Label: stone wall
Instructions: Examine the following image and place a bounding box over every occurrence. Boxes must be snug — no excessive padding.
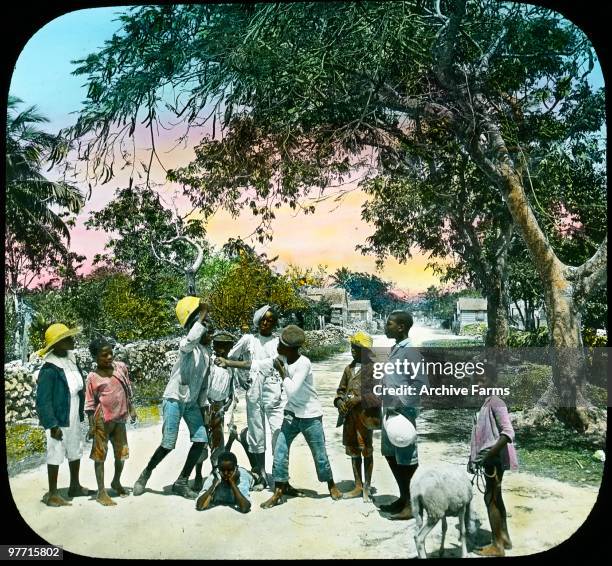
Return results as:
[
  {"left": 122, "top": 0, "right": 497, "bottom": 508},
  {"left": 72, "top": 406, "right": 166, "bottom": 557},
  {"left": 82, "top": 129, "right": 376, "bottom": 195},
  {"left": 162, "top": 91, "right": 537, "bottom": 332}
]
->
[{"left": 4, "top": 326, "right": 356, "bottom": 424}]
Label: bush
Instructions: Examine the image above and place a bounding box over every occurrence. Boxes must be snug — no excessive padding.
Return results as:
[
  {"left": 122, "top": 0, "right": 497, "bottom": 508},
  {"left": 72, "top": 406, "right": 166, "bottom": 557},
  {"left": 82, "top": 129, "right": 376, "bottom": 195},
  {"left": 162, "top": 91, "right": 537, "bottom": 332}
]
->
[
  {"left": 499, "top": 363, "right": 551, "bottom": 411},
  {"left": 583, "top": 327, "right": 607, "bottom": 347},
  {"left": 507, "top": 326, "right": 549, "bottom": 347},
  {"left": 459, "top": 322, "right": 487, "bottom": 338},
  {"left": 6, "top": 424, "right": 46, "bottom": 462}
]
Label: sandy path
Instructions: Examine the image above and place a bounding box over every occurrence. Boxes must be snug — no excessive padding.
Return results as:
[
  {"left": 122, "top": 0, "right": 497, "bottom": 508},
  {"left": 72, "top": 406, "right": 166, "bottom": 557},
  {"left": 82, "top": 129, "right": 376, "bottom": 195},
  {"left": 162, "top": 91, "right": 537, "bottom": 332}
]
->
[{"left": 8, "top": 331, "right": 601, "bottom": 559}]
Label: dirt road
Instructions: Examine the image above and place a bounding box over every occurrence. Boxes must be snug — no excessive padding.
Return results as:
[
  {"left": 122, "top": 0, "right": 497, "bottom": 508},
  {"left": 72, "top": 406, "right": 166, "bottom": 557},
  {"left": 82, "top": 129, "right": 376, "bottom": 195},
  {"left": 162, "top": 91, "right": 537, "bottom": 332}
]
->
[{"left": 8, "top": 330, "right": 601, "bottom": 559}]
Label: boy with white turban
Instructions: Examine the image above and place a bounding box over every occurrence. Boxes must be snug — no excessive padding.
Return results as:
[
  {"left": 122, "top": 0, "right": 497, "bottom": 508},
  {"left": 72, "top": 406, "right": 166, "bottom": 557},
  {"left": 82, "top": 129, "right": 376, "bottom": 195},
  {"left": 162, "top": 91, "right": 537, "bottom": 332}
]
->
[{"left": 226, "top": 305, "right": 284, "bottom": 490}]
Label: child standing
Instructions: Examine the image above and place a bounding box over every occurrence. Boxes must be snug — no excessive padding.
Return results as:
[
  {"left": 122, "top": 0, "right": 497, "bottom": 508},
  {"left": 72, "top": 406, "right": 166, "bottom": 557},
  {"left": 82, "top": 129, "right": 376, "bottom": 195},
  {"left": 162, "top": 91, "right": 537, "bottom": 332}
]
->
[
  {"left": 334, "top": 331, "right": 376, "bottom": 502},
  {"left": 192, "top": 331, "right": 240, "bottom": 491},
  {"left": 217, "top": 325, "right": 343, "bottom": 508},
  {"left": 35, "top": 323, "right": 92, "bottom": 507},
  {"left": 85, "top": 337, "right": 137, "bottom": 506},
  {"left": 469, "top": 372, "right": 518, "bottom": 557},
  {"left": 133, "top": 297, "right": 211, "bottom": 499}
]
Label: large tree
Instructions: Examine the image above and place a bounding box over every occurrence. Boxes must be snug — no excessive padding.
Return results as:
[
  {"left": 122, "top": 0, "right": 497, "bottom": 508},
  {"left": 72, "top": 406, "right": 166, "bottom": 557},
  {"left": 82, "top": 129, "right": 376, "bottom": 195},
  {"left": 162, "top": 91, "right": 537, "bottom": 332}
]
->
[
  {"left": 5, "top": 95, "right": 85, "bottom": 361},
  {"left": 63, "top": 2, "right": 606, "bottom": 428},
  {"left": 361, "top": 149, "right": 516, "bottom": 346},
  {"left": 86, "top": 183, "right": 208, "bottom": 295}
]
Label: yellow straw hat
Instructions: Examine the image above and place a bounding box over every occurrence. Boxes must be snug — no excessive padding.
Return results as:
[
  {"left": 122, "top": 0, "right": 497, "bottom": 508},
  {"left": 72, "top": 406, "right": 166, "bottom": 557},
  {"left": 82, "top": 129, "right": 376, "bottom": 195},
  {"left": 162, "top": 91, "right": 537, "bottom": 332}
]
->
[
  {"left": 176, "top": 296, "right": 201, "bottom": 327},
  {"left": 350, "top": 331, "right": 373, "bottom": 350},
  {"left": 37, "top": 323, "right": 81, "bottom": 357}
]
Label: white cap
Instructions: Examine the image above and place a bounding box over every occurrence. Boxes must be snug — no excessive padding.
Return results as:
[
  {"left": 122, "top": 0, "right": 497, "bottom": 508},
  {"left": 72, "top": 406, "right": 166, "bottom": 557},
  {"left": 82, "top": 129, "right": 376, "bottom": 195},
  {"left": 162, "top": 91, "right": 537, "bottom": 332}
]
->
[{"left": 384, "top": 412, "right": 417, "bottom": 447}]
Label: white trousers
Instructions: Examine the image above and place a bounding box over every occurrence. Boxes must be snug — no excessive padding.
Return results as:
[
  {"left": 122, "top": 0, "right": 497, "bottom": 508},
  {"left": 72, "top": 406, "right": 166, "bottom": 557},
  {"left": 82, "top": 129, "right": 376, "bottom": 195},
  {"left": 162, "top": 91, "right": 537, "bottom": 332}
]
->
[
  {"left": 45, "top": 394, "right": 83, "bottom": 466},
  {"left": 245, "top": 376, "right": 285, "bottom": 454}
]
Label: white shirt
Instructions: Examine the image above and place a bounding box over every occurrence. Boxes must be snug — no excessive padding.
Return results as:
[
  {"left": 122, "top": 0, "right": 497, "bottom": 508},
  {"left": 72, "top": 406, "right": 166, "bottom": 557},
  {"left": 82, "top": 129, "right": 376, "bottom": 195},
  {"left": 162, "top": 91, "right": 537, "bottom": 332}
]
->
[
  {"left": 207, "top": 355, "right": 236, "bottom": 402},
  {"left": 163, "top": 321, "right": 211, "bottom": 404},
  {"left": 253, "top": 355, "right": 322, "bottom": 418},
  {"left": 228, "top": 333, "right": 280, "bottom": 384},
  {"left": 45, "top": 352, "right": 83, "bottom": 397}
]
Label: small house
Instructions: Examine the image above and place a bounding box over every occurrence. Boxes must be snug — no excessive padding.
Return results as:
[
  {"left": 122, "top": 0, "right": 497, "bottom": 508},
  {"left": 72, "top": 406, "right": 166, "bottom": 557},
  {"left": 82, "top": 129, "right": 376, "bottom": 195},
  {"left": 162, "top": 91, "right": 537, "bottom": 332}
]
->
[
  {"left": 453, "top": 297, "right": 487, "bottom": 333},
  {"left": 348, "top": 300, "right": 373, "bottom": 324}
]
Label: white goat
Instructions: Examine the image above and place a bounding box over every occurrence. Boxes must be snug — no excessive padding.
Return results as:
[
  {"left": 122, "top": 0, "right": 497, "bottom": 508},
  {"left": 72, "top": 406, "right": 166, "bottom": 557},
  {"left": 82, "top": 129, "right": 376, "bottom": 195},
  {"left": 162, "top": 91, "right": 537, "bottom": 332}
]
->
[{"left": 410, "top": 464, "right": 478, "bottom": 559}]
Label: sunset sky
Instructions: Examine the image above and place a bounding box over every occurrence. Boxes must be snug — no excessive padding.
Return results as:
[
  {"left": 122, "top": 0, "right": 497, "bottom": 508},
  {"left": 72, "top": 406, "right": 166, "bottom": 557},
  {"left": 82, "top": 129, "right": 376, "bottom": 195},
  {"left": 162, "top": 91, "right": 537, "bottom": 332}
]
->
[{"left": 9, "top": 6, "right": 604, "bottom": 293}]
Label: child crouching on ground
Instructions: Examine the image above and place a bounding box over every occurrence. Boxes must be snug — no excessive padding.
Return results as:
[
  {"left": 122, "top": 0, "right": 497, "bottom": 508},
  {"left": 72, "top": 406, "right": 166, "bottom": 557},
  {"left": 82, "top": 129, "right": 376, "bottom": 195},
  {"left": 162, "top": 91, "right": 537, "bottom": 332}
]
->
[
  {"left": 217, "top": 324, "right": 343, "bottom": 508},
  {"left": 468, "top": 371, "right": 518, "bottom": 557},
  {"left": 85, "top": 337, "right": 137, "bottom": 506},
  {"left": 334, "top": 331, "right": 377, "bottom": 502}
]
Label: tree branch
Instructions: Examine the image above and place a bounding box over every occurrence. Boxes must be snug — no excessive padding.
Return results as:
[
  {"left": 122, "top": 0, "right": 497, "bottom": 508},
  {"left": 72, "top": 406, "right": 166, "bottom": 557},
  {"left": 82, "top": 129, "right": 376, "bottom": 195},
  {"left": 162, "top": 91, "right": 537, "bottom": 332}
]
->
[{"left": 571, "top": 234, "right": 608, "bottom": 302}]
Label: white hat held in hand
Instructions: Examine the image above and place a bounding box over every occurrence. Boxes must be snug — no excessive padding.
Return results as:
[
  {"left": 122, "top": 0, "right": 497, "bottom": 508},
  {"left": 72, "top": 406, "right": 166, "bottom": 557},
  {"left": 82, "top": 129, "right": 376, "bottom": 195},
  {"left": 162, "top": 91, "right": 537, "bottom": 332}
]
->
[{"left": 384, "top": 412, "right": 417, "bottom": 447}]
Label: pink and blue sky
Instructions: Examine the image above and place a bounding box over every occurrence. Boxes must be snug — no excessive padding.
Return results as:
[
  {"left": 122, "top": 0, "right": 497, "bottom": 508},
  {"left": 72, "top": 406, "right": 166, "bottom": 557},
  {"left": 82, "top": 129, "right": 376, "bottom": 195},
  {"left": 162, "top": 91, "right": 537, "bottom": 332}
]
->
[{"left": 9, "top": 7, "right": 604, "bottom": 293}]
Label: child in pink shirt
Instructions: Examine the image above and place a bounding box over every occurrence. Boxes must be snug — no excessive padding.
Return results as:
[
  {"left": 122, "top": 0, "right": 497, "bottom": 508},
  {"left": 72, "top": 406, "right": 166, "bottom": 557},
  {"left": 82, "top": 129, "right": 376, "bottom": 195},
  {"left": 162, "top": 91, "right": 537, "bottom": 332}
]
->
[
  {"left": 469, "top": 372, "right": 518, "bottom": 556},
  {"left": 85, "top": 337, "right": 136, "bottom": 506}
]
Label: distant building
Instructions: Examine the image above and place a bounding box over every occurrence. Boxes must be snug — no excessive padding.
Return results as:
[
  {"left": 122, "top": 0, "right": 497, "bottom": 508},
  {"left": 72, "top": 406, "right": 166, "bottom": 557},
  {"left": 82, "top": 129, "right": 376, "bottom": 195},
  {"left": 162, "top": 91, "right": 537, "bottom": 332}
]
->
[
  {"left": 302, "top": 287, "right": 350, "bottom": 326},
  {"left": 348, "top": 300, "right": 373, "bottom": 324},
  {"left": 509, "top": 300, "right": 547, "bottom": 330},
  {"left": 453, "top": 297, "right": 487, "bottom": 333}
]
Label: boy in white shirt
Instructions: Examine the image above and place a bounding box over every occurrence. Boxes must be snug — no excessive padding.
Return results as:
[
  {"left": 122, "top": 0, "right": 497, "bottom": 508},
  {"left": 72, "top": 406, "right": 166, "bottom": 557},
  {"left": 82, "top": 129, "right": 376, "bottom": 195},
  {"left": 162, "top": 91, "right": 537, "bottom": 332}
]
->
[{"left": 216, "top": 325, "right": 342, "bottom": 508}]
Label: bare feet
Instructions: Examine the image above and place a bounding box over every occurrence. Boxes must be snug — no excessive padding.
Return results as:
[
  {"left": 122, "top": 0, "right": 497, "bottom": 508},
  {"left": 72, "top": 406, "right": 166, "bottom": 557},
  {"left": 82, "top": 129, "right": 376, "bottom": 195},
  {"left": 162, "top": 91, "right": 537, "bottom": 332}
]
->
[
  {"left": 261, "top": 491, "right": 286, "bottom": 509},
  {"left": 502, "top": 538, "right": 513, "bottom": 550},
  {"left": 68, "top": 485, "right": 92, "bottom": 498},
  {"left": 111, "top": 481, "right": 129, "bottom": 498},
  {"left": 362, "top": 486, "right": 372, "bottom": 503},
  {"left": 96, "top": 490, "right": 117, "bottom": 506},
  {"left": 42, "top": 492, "right": 71, "bottom": 507},
  {"left": 342, "top": 485, "right": 363, "bottom": 499},
  {"left": 475, "top": 544, "right": 505, "bottom": 557},
  {"left": 329, "top": 485, "right": 343, "bottom": 501},
  {"left": 387, "top": 503, "right": 414, "bottom": 520}
]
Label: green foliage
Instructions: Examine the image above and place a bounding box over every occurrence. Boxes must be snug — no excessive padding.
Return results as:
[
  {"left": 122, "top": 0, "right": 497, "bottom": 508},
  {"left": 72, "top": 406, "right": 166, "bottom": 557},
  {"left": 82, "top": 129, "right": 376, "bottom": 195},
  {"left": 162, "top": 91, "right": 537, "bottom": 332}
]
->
[
  {"left": 500, "top": 363, "right": 552, "bottom": 411},
  {"left": 331, "top": 268, "right": 405, "bottom": 315},
  {"left": 507, "top": 327, "right": 550, "bottom": 347},
  {"left": 582, "top": 327, "right": 607, "bottom": 347},
  {"left": 207, "top": 248, "right": 305, "bottom": 330},
  {"left": 302, "top": 339, "right": 348, "bottom": 362},
  {"left": 86, "top": 184, "right": 209, "bottom": 296},
  {"left": 101, "top": 274, "right": 176, "bottom": 342},
  {"left": 5, "top": 424, "right": 46, "bottom": 462},
  {"left": 459, "top": 323, "right": 488, "bottom": 338}
]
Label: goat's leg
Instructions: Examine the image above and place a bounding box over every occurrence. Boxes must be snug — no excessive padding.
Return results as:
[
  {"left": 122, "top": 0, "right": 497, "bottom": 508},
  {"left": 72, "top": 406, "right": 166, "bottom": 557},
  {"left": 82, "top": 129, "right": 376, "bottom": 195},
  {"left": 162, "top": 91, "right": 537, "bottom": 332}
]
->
[
  {"left": 458, "top": 505, "right": 467, "bottom": 558},
  {"left": 415, "top": 519, "right": 437, "bottom": 559},
  {"left": 439, "top": 516, "right": 447, "bottom": 557}
]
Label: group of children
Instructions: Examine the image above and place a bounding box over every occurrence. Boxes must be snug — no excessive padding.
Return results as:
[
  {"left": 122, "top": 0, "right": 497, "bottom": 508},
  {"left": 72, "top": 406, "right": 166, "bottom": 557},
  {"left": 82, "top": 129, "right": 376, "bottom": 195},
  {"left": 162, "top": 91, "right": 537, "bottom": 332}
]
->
[{"left": 34, "top": 299, "right": 517, "bottom": 556}]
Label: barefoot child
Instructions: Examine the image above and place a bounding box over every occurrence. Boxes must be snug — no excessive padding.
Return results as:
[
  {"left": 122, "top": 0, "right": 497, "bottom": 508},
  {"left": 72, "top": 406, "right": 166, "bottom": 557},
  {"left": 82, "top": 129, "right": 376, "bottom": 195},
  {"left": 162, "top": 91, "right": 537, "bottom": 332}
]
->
[
  {"left": 35, "top": 323, "right": 92, "bottom": 507},
  {"left": 217, "top": 324, "right": 343, "bottom": 508},
  {"left": 192, "top": 331, "right": 239, "bottom": 491},
  {"left": 85, "top": 337, "right": 137, "bottom": 506},
  {"left": 469, "top": 371, "right": 518, "bottom": 557},
  {"left": 334, "top": 331, "right": 375, "bottom": 502}
]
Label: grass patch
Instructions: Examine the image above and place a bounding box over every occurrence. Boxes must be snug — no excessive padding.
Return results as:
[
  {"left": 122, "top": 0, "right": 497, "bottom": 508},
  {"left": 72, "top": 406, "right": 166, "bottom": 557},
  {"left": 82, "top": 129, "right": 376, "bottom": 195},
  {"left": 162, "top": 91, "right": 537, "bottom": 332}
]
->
[
  {"left": 302, "top": 340, "right": 348, "bottom": 362},
  {"left": 6, "top": 424, "right": 46, "bottom": 461},
  {"left": 132, "top": 380, "right": 167, "bottom": 406},
  {"left": 135, "top": 404, "right": 162, "bottom": 425},
  {"left": 516, "top": 446, "right": 604, "bottom": 486},
  {"left": 421, "top": 339, "right": 483, "bottom": 348}
]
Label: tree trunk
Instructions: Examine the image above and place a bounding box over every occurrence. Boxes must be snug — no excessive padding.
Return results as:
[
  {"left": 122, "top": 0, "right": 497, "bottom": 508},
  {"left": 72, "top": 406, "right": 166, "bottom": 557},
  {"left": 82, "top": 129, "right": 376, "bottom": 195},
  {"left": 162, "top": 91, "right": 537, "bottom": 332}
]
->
[
  {"left": 186, "top": 270, "right": 197, "bottom": 295},
  {"left": 484, "top": 272, "right": 509, "bottom": 348}
]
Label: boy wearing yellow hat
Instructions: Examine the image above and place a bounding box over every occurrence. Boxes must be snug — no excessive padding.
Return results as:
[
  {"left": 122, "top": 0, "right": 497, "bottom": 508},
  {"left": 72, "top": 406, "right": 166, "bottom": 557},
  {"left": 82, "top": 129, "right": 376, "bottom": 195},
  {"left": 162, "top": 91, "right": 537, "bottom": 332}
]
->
[
  {"left": 35, "top": 323, "right": 93, "bottom": 506},
  {"left": 334, "top": 331, "right": 376, "bottom": 502},
  {"left": 133, "top": 297, "right": 212, "bottom": 499}
]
